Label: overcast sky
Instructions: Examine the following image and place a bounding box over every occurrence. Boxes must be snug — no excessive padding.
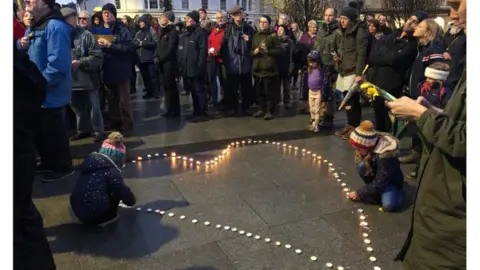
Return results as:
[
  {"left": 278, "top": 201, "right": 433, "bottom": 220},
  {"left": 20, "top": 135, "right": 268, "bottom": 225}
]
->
[{"left": 56, "top": 0, "right": 76, "bottom": 4}]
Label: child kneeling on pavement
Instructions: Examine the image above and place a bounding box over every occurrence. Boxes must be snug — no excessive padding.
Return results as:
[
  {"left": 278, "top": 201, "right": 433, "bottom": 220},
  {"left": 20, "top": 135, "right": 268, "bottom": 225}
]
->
[
  {"left": 347, "top": 120, "right": 404, "bottom": 212},
  {"left": 69, "top": 132, "right": 136, "bottom": 226}
]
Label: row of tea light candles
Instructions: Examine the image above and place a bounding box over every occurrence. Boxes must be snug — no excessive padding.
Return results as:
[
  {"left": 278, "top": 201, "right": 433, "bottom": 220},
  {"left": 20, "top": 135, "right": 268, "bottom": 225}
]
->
[{"left": 129, "top": 139, "right": 381, "bottom": 269}]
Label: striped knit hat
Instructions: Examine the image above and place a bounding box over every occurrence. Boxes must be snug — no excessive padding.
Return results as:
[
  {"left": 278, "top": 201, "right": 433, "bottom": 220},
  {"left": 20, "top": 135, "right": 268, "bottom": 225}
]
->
[
  {"left": 349, "top": 121, "right": 379, "bottom": 150},
  {"left": 99, "top": 132, "right": 126, "bottom": 167}
]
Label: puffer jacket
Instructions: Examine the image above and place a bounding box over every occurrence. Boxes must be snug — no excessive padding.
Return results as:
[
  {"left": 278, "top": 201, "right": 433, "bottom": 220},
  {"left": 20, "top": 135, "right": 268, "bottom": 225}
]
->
[
  {"left": 356, "top": 134, "right": 404, "bottom": 204},
  {"left": 338, "top": 21, "right": 369, "bottom": 77},
  {"left": 251, "top": 29, "right": 282, "bottom": 78},
  {"left": 70, "top": 152, "right": 136, "bottom": 224},
  {"left": 71, "top": 27, "right": 103, "bottom": 91},
  {"left": 314, "top": 20, "right": 342, "bottom": 66}
]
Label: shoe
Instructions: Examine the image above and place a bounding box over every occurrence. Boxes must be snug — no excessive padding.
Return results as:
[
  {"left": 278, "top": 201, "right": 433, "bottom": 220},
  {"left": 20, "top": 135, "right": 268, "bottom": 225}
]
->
[
  {"left": 313, "top": 126, "right": 320, "bottom": 133},
  {"left": 70, "top": 133, "right": 90, "bottom": 141},
  {"left": 318, "top": 120, "right": 334, "bottom": 128},
  {"left": 253, "top": 110, "right": 265, "bottom": 118},
  {"left": 335, "top": 125, "right": 353, "bottom": 137},
  {"left": 93, "top": 133, "right": 105, "bottom": 143},
  {"left": 41, "top": 170, "right": 75, "bottom": 183},
  {"left": 98, "top": 215, "right": 119, "bottom": 227},
  {"left": 264, "top": 113, "right": 273, "bottom": 120},
  {"left": 406, "top": 170, "right": 418, "bottom": 179},
  {"left": 399, "top": 150, "right": 420, "bottom": 164}
]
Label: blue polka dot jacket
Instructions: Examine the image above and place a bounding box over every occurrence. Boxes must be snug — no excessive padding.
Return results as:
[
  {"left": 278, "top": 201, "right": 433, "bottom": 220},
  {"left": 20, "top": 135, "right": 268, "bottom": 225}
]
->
[{"left": 70, "top": 152, "right": 136, "bottom": 223}]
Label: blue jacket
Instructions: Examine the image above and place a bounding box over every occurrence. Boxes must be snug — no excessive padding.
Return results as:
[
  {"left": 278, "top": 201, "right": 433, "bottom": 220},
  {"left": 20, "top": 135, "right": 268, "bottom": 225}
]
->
[
  {"left": 356, "top": 135, "right": 404, "bottom": 204},
  {"left": 17, "top": 9, "right": 72, "bottom": 108},
  {"left": 220, "top": 21, "right": 255, "bottom": 75},
  {"left": 91, "top": 20, "right": 135, "bottom": 85},
  {"left": 70, "top": 152, "right": 136, "bottom": 224},
  {"left": 409, "top": 40, "right": 445, "bottom": 98}
]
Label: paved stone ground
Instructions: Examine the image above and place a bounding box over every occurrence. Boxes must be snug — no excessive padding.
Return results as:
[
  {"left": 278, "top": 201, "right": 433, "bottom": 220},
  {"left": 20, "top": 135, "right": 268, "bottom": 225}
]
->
[{"left": 34, "top": 93, "right": 417, "bottom": 269}]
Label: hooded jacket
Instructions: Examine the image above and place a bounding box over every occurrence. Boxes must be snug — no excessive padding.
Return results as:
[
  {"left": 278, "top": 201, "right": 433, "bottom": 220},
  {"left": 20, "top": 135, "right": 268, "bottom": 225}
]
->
[
  {"left": 17, "top": 8, "right": 72, "bottom": 108},
  {"left": 133, "top": 16, "right": 158, "bottom": 63},
  {"left": 338, "top": 21, "right": 369, "bottom": 77},
  {"left": 356, "top": 134, "right": 404, "bottom": 204},
  {"left": 251, "top": 29, "right": 282, "bottom": 78},
  {"left": 70, "top": 152, "right": 136, "bottom": 225},
  {"left": 91, "top": 20, "right": 135, "bottom": 85},
  {"left": 71, "top": 27, "right": 103, "bottom": 91},
  {"left": 314, "top": 20, "right": 342, "bottom": 66}
]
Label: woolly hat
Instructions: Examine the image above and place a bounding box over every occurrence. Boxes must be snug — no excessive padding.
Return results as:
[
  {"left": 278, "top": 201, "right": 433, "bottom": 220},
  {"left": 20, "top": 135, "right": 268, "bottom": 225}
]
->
[
  {"left": 340, "top": 7, "right": 358, "bottom": 22},
  {"left": 99, "top": 132, "right": 126, "bottom": 167},
  {"left": 424, "top": 66, "right": 450, "bottom": 81},
  {"left": 349, "top": 121, "right": 379, "bottom": 150},
  {"left": 186, "top": 10, "right": 200, "bottom": 24},
  {"left": 307, "top": 50, "right": 321, "bottom": 62},
  {"left": 102, "top": 3, "right": 117, "bottom": 18},
  {"left": 162, "top": 10, "right": 175, "bottom": 22},
  {"left": 412, "top": 11, "right": 429, "bottom": 23}
]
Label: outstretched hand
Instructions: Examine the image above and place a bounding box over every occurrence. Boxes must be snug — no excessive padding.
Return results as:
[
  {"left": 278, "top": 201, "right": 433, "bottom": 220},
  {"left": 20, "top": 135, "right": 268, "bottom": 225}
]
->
[{"left": 386, "top": 96, "right": 428, "bottom": 121}]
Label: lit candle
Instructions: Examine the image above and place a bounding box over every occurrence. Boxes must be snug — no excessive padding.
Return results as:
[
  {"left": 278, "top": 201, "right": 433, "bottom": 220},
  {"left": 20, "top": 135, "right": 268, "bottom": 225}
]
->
[
  {"left": 341, "top": 183, "right": 347, "bottom": 187},
  {"left": 366, "top": 247, "right": 373, "bottom": 252},
  {"left": 310, "top": 256, "right": 318, "bottom": 261},
  {"left": 294, "top": 147, "right": 298, "bottom": 150},
  {"left": 155, "top": 153, "right": 159, "bottom": 156},
  {"left": 283, "top": 144, "right": 287, "bottom": 147},
  {"left": 301, "top": 149, "right": 306, "bottom": 152},
  {"left": 360, "top": 215, "right": 366, "bottom": 220},
  {"left": 357, "top": 209, "right": 364, "bottom": 213},
  {"left": 312, "top": 154, "right": 317, "bottom": 157},
  {"left": 182, "top": 157, "right": 187, "bottom": 160},
  {"left": 362, "top": 233, "right": 369, "bottom": 237},
  {"left": 288, "top": 145, "right": 292, "bottom": 148},
  {"left": 196, "top": 161, "right": 201, "bottom": 165},
  {"left": 132, "top": 160, "right": 136, "bottom": 163},
  {"left": 265, "top": 140, "right": 269, "bottom": 143},
  {"left": 189, "top": 158, "right": 194, "bottom": 162},
  {"left": 369, "top": 256, "right": 377, "bottom": 262},
  {"left": 171, "top": 152, "right": 176, "bottom": 157},
  {"left": 343, "top": 188, "right": 349, "bottom": 192},
  {"left": 364, "top": 239, "right": 371, "bottom": 244},
  {"left": 242, "top": 140, "right": 245, "bottom": 144},
  {"left": 307, "top": 151, "right": 311, "bottom": 154},
  {"left": 163, "top": 153, "right": 167, "bottom": 156},
  {"left": 325, "top": 262, "right": 333, "bottom": 268},
  {"left": 147, "top": 154, "right": 151, "bottom": 158},
  {"left": 137, "top": 157, "right": 143, "bottom": 160},
  {"left": 360, "top": 221, "right": 369, "bottom": 227}
]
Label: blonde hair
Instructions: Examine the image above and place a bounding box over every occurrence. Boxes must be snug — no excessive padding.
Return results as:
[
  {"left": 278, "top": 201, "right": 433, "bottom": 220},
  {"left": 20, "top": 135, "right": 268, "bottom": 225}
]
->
[
  {"left": 107, "top": 132, "right": 124, "bottom": 146},
  {"left": 429, "top": 62, "right": 450, "bottom": 72},
  {"left": 423, "top": 18, "right": 444, "bottom": 41}
]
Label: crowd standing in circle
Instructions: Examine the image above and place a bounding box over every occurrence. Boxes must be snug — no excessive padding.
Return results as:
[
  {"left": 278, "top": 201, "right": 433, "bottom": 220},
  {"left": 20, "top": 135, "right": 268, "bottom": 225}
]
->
[{"left": 13, "top": 0, "right": 466, "bottom": 269}]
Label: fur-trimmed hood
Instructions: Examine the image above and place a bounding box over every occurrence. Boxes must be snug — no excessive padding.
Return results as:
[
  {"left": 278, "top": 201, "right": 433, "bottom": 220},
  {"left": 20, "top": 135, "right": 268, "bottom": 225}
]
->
[{"left": 373, "top": 133, "right": 399, "bottom": 159}]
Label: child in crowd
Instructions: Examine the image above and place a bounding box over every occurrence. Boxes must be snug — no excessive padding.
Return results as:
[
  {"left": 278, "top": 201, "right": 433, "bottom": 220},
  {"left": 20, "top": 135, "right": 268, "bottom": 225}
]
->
[
  {"left": 307, "top": 51, "right": 324, "bottom": 132},
  {"left": 347, "top": 121, "right": 404, "bottom": 212},
  {"left": 407, "top": 62, "right": 452, "bottom": 178},
  {"left": 69, "top": 132, "right": 136, "bottom": 226}
]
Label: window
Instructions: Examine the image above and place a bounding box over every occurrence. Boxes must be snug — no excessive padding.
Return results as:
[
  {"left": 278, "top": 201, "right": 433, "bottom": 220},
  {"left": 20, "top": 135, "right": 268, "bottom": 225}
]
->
[
  {"left": 220, "top": 0, "right": 226, "bottom": 10},
  {"left": 182, "top": 0, "right": 189, "bottom": 9},
  {"left": 201, "top": 0, "right": 208, "bottom": 9},
  {"left": 236, "top": 0, "right": 240, "bottom": 5},
  {"left": 115, "top": 0, "right": 121, "bottom": 9},
  {"left": 259, "top": 0, "right": 265, "bottom": 13},
  {"left": 248, "top": 0, "right": 252, "bottom": 11},
  {"left": 241, "top": 0, "right": 246, "bottom": 10},
  {"left": 147, "top": 0, "right": 159, "bottom": 9}
]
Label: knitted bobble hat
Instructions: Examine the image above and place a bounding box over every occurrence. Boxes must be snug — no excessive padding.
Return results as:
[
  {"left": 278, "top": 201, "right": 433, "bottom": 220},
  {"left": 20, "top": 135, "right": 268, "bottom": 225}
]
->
[
  {"left": 99, "top": 132, "right": 127, "bottom": 167},
  {"left": 349, "top": 121, "right": 379, "bottom": 150}
]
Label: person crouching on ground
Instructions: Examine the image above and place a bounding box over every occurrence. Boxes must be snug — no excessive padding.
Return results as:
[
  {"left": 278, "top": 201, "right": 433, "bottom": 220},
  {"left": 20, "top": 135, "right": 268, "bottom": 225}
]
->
[
  {"left": 69, "top": 132, "right": 136, "bottom": 226},
  {"left": 306, "top": 51, "right": 325, "bottom": 132},
  {"left": 406, "top": 62, "right": 452, "bottom": 179},
  {"left": 347, "top": 120, "right": 404, "bottom": 212}
]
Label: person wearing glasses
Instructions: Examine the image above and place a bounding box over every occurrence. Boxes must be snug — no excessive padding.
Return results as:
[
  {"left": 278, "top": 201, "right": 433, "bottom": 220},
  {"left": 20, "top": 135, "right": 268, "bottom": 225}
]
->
[{"left": 61, "top": 8, "right": 105, "bottom": 143}]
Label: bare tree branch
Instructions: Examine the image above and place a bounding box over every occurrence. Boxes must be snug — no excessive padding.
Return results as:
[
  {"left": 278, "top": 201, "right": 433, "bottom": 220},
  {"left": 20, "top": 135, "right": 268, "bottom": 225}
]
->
[
  {"left": 381, "top": 0, "right": 444, "bottom": 21},
  {"left": 265, "top": 0, "right": 330, "bottom": 27}
]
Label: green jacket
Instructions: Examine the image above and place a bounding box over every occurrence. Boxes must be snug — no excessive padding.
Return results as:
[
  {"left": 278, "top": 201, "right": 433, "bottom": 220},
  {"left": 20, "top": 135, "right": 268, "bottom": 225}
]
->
[
  {"left": 338, "top": 21, "right": 369, "bottom": 76},
  {"left": 397, "top": 71, "right": 466, "bottom": 269},
  {"left": 251, "top": 29, "right": 281, "bottom": 78},
  {"left": 314, "top": 20, "right": 342, "bottom": 66}
]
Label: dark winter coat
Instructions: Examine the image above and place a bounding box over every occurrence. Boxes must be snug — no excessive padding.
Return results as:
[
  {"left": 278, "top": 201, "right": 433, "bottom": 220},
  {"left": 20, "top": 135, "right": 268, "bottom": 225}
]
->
[
  {"left": 182, "top": 25, "right": 208, "bottom": 78},
  {"left": 71, "top": 27, "right": 103, "bottom": 91},
  {"left": 419, "top": 82, "right": 452, "bottom": 109},
  {"left": 443, "top": 29, "right": 466, "bottom": 87},
  {"left": 177, "top": 30, "right": 187, "bottom": 71},
  {"left": 276, "top": 35, "right": 294, "bottom": 77},
  {"left": 251, "top": 29, "right": 282, "bottom": 78},
  {"left": 314, "top": 20, "right": 342, "bottom": 66},
  {"left": 338, "top": 21, "right": 369, "bottom": 77},
  {"left": 133, "top": 26, "right": 158, "bottom": 63},
  {"left": 396, "top": 71, "right": 466, "bottom": 270},
  {"left": 273, "top": 24, "right": 296, "bottom": 42},
  {"left": 154, "top": 24, "right": 179, "bottom": 74},
  {"left": 356, "top": 135, "right": 404, "bottom": 204},
  {"left": 220, "top": 21, "right": 255, "bottom": 75},
  {"left": 70, "top": 153, "right": 136, "bottom": 224},
  {"left": 409, "top": 40, "right": 445, "bottom": 98},
  {"left": 91, "top": 20, "right": 135, "bottom": 85},
  {"left": 366, "top": 30, "right": 418, "bottom": 96}
]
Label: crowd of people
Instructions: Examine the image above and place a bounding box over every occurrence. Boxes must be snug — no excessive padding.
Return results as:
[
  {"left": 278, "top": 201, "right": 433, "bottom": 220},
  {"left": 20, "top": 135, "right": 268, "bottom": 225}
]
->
[{"left": 13, "top": 0, "right": 466, "bottom": 269}]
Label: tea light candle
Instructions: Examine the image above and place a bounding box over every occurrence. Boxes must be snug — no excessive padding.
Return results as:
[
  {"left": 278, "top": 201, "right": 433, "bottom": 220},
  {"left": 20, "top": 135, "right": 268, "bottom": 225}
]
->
[
  {"left": 285, "top": 244, "right": 291, "bottom": 249},
  {"left": 310, "top": 256, "right": 318, "bottom": 261},
  {"left": 180, "top": 215, "right": 186, "bottom": 220},
  {"left": 265, "top": 238, "right": 271, "bottom": 243},
  {"left": 325, "top": 262, "right": 333, "bottom": 268},
  {"left": 216, "top": 224, "right": 222, "bottom": 229},
  {"left": 369, "top": 256, "right": 377, "bottom": 262},
  {"left": 204, "top": 221, "right": 210, "bottom": 226},
  {"left": 295, "top": 249, "right": 302, "bottom": 254},
  {"left": 275, "top": 241, "right": 281, "bottom": 246},
  {"left": 364, "top": 239, "right": 371, "bottom": 244},
  {"left": 366, "top": 247, "right": 373, "bottom": 252},
  {"left": 192, "top": 219, "right": 198, "bottom": 224}
]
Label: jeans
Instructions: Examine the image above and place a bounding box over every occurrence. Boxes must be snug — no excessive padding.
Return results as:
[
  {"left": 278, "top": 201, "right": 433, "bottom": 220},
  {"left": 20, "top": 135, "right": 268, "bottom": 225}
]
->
[
  {"left": 34, "top": 106, "right": 72, "bottom": 173},
  {"left": 210, "top": 61, "right": 227, "bottom": 105},
  {"left": 357, "top": 161, "right": 404, "bottom": 212},
  {"left": 70, "top": 90, "right": 105, "bottom": 135},
  {"left": 138, "top": 63, "right": 160, "bottom": 97}
]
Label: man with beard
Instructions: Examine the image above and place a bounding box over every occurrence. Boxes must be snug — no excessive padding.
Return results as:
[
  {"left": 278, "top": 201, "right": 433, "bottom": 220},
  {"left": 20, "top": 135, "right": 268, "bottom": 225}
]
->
[
  {"left": 313, "top": 7, "right": 342, "bottom": 129},
  {"left": 377, "top": 14, "right": 393, "bottom": 35},
  {"left": 390, "top": 0, "right": 466, "bottom": 268},
  {"left": 366, "top": 13, "right": 419, "bottom": 132},
  {"left": 17, "top": 0, "right": 74, "bottom": 182},
  {"left": 183, "top": 10, "right": 209, "bottom": 122},
  {"left": 443, "top": 8, "right": 466, "bottom": 88},
  {"left": 155, "top": 11, "right": 180, "bottom": 118},
  {"left": 219, "top": 6, "right": 256, "bottom": 117}
]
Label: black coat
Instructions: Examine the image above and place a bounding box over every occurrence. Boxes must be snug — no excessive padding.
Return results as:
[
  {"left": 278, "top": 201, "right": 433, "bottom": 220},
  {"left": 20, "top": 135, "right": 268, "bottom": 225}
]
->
[
  {"left": 366, "top": 31, "right": 417, "bottom": 95},
  {"left": 182, "top": 25, "right": 208, "bottom": 78},
  {"left": 443, "top": 29, "right": 466, "bottom": 87},
  {"left": 134, "top": 27, "right": 158, "bottom": 63},
  {"left": 154, "top": 24, "right": 179, "bottom": 74},
  {"left": 409, "top": 40, "right": 445, "bottom": 98}
]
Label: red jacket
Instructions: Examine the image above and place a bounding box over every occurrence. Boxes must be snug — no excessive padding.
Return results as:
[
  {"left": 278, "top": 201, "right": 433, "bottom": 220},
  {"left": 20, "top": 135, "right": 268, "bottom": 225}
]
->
[
  {"left": 208, "top": 26, "right": 226, "bottom": 63},
  {"left": 13, "top": 19, "right": 25, "bottom": 41}
]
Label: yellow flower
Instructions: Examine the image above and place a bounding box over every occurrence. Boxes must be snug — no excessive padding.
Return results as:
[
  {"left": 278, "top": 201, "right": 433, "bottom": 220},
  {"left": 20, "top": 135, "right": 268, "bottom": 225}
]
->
[{"left": 360, "top": 82, "right": 379, "bottom": 99}]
